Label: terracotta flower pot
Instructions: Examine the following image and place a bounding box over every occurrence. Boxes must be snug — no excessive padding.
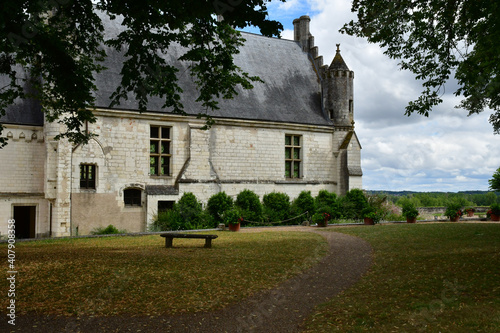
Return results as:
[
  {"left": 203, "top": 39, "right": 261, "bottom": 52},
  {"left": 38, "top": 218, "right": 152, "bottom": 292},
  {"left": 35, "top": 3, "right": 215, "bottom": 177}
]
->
[
  {"left": 467, "top": 211, "right": 474, "bottom": 217},
  {"left": 491, "top": 213, "right": 500, "bottom": 222},
  {"left": 364, "top": 217, "right": 374, "bottom": 225},
  {"left": 450, "top": 216, "right": 460, "bottom": 222},
  {"left": 228, "top": 223, "right": 240, "bottom": 231},
  {"left": 317, "top": 220, "right": 328, "bottom": 227},
  {"left": 406, "top": 217, "right": 416, "bottom": 223}
]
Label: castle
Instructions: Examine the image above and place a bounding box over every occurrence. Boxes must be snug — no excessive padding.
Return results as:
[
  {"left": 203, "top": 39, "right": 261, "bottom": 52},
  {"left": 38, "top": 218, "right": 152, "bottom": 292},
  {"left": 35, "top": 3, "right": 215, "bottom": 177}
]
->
[{"left": 0, "top": 15, "right": 362, "bottom": 238}]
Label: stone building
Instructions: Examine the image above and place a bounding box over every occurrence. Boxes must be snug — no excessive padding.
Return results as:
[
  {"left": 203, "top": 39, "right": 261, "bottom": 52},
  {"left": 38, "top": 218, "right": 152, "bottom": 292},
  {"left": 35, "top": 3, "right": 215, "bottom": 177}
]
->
[{"left": 0, "top": 15, "right": 362, "bottom": 238}]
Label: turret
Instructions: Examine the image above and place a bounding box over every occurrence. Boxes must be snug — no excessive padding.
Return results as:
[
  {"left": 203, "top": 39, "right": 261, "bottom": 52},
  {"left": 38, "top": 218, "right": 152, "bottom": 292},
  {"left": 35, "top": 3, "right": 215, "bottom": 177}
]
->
[{"left": 322, "top": 44, "right": 354, "bottom": 128}]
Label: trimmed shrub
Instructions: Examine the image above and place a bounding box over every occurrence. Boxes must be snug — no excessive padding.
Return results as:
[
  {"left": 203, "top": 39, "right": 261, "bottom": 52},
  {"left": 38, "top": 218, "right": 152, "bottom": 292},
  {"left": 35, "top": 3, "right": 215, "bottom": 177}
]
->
[
  {"left": 177, "top": 192, "right": 203, "bottom": 222},
  {"left": 150, "top": 209, "right": 184, "bottom": 231},
  {"left": 341, "top": 188, "right": 369, "bottom": 220},
  {"left": 315, "top": 190, "right": 340, "bottom": 219},
  {"left": 235, "top": 189, "right": 263, "bottom": 224},
  {"left": 206, "top": 191, "right": 234, "bottom": 223},
  {"left": 262, "top": 192, "right": 290, "bottom": 224},
  {"left": 150, "top": 193, "right": 215, "bottom": 231},
  {"left": 90, "top": 224, "right": 127, "bottom": 235},
  {"left": 290, "top": 191, "right": 315, "bottom": 219}
]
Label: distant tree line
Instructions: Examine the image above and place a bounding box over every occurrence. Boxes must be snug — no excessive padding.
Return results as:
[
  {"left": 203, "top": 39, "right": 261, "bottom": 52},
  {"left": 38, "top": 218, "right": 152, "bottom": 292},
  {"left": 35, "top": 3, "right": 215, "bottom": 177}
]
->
[{"left": 370, "top": 191, "right": 500, "bottom": 208}]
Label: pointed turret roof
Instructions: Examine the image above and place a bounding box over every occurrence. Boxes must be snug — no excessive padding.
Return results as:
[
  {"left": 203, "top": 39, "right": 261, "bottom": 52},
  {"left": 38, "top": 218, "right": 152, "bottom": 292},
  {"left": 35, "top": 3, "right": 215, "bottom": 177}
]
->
[{"left": 330, "top": 44, "right": 349, "bottom": 70}]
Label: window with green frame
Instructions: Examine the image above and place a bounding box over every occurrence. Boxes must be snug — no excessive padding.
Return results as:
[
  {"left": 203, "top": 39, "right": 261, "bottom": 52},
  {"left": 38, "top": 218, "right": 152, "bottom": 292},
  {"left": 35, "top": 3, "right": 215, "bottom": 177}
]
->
[
  {"left": 80, "top": 164, "right": 96, "bottom": 189},
  {"left": 150, "top": 126, "right": 171, "bottom": 176},
  {"left": 285, "top": 134, "right": 302, "bottom": 178}
]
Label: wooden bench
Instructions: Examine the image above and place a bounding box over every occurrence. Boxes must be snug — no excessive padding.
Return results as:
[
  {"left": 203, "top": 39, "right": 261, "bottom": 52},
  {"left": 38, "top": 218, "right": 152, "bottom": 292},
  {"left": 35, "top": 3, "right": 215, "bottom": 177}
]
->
[{"left": 160, "top": 233, "right": 218, "bottom": 248}]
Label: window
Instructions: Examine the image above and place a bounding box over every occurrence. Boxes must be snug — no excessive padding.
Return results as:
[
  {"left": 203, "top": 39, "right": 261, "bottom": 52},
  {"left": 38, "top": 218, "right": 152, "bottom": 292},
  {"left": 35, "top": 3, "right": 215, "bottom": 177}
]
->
[
  {"left": 285, "top": 134, "right": 302, "bottom": 179},
  {"left": 124, "top": 189, "right": 142, "bottom": 206},
  {"left": 80, "top": 164, "right": 96, "bottom": 189},
  {"left": 158, "top": 201, "right": 175, "bottom": 212},
  {"left": 150, "top": 126, "right": 171, "bottom": 176}
]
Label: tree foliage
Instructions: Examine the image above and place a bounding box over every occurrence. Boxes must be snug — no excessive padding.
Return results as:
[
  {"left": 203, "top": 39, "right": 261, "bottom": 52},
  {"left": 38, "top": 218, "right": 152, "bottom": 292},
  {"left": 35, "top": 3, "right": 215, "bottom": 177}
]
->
[
  {"left": 489, "top": 167, "right": 500, "bottom": 192},
  {"left": 342, "top": 0, "right": 500, "bottom": 134},
  {"left": 0, "top": 0, "right": 285, "bottom": 147}
]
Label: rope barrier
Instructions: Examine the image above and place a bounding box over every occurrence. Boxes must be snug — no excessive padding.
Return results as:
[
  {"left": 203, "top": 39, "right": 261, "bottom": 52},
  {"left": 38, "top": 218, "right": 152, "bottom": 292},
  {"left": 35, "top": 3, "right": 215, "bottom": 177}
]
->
[{"left": 242, "top": 211, "right": 310, "bottom": 225}]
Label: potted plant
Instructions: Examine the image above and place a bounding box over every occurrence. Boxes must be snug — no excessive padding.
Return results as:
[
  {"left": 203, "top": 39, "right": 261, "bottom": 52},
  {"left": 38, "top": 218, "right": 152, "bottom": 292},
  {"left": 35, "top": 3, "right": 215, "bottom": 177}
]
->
[
  {"left": 464, "top": 207, "right": 476, "bottom": 217},
  {"left": 224, "top": 208, "right": 243, "bottom": 231},
  {"left": 312, "top": 212, "right": 329, "bottom": 227},
  {"left": 362, "top": 194, "right": 387, "bottom": 225},
  {"left": 401, "top": 202, "right": 419, "bottom": 223},
  {"left": 445, "top": 203, "right": 463, "bottom": 222},
  {"left": 488, "top": 203, "right": 500, "bottom": 221},
  {"left": 362, "top": 207, "right": 382, "bottom": 225}
]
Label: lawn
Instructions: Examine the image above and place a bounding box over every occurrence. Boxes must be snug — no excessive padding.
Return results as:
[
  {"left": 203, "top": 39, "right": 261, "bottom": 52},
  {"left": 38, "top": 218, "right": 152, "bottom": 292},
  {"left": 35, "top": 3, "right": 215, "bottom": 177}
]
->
[
  {"left": 303, "top": 223, "right": 500, "bottom": 332},
  {"left": 0, "top": 231, "right": 327, "bottom": 316}
]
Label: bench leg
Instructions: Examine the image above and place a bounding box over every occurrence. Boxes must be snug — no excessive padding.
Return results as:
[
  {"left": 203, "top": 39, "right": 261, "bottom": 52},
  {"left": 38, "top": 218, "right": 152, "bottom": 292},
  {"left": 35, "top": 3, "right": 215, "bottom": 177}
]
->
[
  {"left": 165, "top": 237, "right": 173, "bottom": 248},
  {"left": 204, "top": 238, "right": 212, "bottom": 248}
]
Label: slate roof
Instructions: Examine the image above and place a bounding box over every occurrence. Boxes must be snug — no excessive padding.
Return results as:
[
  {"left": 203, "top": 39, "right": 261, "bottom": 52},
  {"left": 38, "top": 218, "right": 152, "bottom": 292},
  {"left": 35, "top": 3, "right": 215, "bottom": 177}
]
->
[
  {"left": 330, "top": 50, "right": 350, "bottom": 71},
  {"left": 2, "top": 13, "right": 332, "bottom": 127},
  {"left": 145, "top": 185, "right": 179, "bottom": 196},
  {"left": 0, "top": 71, "right": 43, "bottom": 126},
  {"left": 348, "top": 166, "right": 363, "bottom": 176},
  {"left": 94, "top": 14, "right": 331, "bottom": 126}
]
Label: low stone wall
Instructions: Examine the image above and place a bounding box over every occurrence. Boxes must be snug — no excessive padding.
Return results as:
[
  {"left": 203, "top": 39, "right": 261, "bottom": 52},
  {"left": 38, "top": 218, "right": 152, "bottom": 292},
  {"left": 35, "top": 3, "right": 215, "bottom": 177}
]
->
[{"left": 417, "top": 207, "right": 490, "bottom": 216}]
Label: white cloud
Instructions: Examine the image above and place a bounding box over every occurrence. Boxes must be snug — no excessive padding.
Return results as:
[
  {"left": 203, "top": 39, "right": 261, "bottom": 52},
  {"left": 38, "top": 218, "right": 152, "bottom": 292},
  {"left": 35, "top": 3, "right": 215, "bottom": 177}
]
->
[
  {"left": 278, "top": 0, "right": 302, "bottom": 11},
  {"left": 247, "top": 0, "right": 500, "bottom": 192}
]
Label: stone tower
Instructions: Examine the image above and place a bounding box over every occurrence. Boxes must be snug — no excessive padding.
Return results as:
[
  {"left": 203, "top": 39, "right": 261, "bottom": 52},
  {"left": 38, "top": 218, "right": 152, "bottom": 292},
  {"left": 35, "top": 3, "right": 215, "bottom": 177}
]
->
[
  {"left": 322, "top": 44, "right": 354, "bottom": 128},
  {"left": 293, "top": 18, "right": 362, "bottom": 195}
]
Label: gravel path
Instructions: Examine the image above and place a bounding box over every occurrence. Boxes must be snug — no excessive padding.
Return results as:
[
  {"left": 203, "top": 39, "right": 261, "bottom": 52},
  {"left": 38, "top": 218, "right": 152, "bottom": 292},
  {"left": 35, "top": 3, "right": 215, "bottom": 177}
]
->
[{"left": 5, "top": 227, "right": 372, "bottom": 333}]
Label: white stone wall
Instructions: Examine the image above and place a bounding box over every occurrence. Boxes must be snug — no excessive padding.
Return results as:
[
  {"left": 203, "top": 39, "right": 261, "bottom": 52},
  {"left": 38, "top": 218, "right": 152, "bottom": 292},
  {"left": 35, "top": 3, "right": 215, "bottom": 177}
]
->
[
  {"left": 1, "top": 110, "right": 361, "bottom": 236},
  {"left": 0, "top": 125, "right": 48, "bottom": 238},
  {"left": 210, "top": 126, "right": 283, "bottom": 180},
  {"left": 70, "top": 112, "right": 342, "bottom": 231},
  {"left": 0, "top": 197, "right": 50, "bottom": 238},
  {"left": 347, "top": 134, "right": 362, "bottom": 191},
  {"left": 0, "top": 125, "right": 45, "bottom": 193},
  {"left": 347, "top": 135, "right": 361, "bottom": 171}
]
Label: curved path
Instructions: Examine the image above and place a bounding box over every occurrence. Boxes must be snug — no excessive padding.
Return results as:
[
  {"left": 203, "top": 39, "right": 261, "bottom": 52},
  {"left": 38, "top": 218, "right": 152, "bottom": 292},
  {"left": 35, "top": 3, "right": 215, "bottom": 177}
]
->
[{"left": 7, "top": 227, "right": 372, "bottom": 333}]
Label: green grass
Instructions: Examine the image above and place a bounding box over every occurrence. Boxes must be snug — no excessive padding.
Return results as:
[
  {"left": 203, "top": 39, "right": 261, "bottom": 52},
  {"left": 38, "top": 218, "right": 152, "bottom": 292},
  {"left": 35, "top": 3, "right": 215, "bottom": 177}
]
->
[
  {"left": 0, "top": 231, "right": 327, "bottom": 316},
  {"left": 303, "top": 223, "right": 500, "bottom": 332}
]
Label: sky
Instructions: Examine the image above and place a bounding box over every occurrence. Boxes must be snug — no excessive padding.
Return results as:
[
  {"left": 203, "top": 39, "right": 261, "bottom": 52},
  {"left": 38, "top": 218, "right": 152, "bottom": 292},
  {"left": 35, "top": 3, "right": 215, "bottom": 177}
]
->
[{"left": 242, "top": 0, "right": 500, "bottom": 192}]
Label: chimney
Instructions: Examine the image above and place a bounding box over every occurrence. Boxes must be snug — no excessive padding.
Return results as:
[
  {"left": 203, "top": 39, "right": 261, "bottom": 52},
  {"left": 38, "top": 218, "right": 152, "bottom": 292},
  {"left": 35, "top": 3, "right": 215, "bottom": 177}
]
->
[{"left": 293, "top": 15, "right": 311, "bottom": 51}]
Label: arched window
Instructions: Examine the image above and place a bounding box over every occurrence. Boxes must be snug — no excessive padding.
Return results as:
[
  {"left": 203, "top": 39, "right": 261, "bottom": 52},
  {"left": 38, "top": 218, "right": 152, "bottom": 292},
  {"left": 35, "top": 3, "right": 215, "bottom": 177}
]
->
[{"left": 124, "top": 189, "right": 142, "bottom": 206}]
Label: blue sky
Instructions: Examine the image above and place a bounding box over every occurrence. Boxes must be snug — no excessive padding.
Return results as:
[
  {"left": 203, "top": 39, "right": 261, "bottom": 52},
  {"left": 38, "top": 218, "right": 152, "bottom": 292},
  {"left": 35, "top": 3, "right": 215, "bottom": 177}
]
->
[{"left": 242, "top": 0, "right": 500, "bottom": 192}]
